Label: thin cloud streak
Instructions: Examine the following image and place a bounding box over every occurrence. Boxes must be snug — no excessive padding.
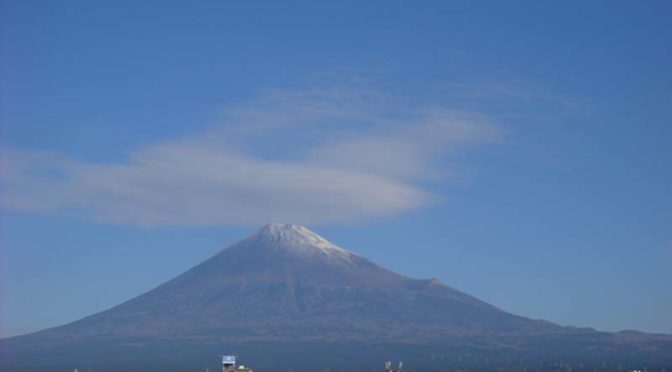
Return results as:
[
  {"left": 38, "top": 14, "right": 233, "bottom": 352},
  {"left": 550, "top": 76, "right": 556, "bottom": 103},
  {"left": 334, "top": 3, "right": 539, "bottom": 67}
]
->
[{"left": 1, "top": 84, "right": 499, "bottom": 226}]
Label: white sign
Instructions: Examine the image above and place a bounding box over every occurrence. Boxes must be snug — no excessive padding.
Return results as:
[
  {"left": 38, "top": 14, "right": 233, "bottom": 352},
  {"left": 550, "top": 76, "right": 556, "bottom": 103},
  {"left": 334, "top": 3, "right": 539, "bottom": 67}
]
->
[{"left": 222, "top": 355, "right": 236, "bottom": 364}]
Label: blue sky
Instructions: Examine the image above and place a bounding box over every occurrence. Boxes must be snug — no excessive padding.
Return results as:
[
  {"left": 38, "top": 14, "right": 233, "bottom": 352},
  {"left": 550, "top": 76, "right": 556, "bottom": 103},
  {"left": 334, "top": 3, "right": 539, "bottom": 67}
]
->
[{"left": 1, "top": 0, "right": 670, "bottom": 338}]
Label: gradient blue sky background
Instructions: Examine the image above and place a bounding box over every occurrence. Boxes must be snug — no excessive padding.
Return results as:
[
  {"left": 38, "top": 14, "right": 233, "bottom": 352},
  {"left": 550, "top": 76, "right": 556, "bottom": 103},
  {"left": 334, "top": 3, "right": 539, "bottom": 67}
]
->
[{"left": 1, "top": 0, "right": 671, "bottom": 338}]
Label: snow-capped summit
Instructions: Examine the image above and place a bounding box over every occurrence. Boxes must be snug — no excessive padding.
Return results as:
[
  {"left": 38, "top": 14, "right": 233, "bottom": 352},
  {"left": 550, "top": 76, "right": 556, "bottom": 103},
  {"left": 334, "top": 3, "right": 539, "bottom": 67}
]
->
[{"left": 250, "top": 222, "right": 352, "bottom": 258}]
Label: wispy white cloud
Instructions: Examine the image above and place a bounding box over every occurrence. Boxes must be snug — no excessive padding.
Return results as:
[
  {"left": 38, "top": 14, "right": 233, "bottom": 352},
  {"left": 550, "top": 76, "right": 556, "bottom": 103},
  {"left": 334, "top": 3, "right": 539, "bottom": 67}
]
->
[{"left": 0, "top": 83, "right": 499, "bottom": 226}]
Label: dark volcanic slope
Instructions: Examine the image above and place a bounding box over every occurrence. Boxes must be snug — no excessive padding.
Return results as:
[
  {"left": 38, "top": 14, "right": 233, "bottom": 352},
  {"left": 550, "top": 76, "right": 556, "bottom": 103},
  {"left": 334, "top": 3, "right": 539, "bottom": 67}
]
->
[{"left": 2, "top": 224, "right": 671, "bottom": 370}]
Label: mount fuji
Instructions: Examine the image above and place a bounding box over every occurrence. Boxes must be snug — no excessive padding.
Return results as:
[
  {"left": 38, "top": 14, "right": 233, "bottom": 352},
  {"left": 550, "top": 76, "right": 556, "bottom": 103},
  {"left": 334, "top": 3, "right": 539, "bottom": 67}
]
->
[{"left": 2, "top": 223, "right": 671, "bottom": 371}]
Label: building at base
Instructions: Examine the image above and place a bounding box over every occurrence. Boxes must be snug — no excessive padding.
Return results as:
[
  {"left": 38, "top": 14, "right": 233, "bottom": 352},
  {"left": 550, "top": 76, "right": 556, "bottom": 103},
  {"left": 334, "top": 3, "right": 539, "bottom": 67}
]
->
[{"left": 222, "top": 355, "right": 253, "bottom": 372}]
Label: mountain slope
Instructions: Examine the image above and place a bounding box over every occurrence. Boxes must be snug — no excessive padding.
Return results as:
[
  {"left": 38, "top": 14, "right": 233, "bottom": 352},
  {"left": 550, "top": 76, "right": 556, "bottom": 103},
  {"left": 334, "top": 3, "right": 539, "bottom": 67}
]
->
[{"left": 2, "top": 223, "right": 671, "bottom": 371}]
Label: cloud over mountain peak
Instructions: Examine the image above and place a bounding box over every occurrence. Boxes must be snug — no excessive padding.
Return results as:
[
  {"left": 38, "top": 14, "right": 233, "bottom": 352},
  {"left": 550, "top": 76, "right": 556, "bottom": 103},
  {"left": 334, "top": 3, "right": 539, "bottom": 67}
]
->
[{"left": 1, "top": 83, "right": 498, "bottom": 226}]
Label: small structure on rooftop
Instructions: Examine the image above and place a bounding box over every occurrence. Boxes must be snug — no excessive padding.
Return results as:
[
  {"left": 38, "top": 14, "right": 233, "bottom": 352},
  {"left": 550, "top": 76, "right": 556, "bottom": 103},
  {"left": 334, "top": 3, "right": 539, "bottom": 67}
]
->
[
  {"left": 385, "top": 360, "right": 403, "bottom": 372},
  {"left": 222, "top": 355, "right": 253, "bottom": 372}
]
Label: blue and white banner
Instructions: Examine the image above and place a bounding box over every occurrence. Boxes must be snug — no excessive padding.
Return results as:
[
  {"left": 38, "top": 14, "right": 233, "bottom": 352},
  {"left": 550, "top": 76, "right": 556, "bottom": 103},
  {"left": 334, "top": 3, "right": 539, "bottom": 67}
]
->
[{"left": 222, "top": 355, "right": 236, "bottom": 364}]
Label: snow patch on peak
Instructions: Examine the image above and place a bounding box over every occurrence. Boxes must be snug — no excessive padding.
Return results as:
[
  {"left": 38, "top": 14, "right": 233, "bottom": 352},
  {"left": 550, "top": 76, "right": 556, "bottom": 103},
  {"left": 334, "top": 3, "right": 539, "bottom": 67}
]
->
[{"left": 254, "top": 223, "right": 352, "bottom": 257}]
